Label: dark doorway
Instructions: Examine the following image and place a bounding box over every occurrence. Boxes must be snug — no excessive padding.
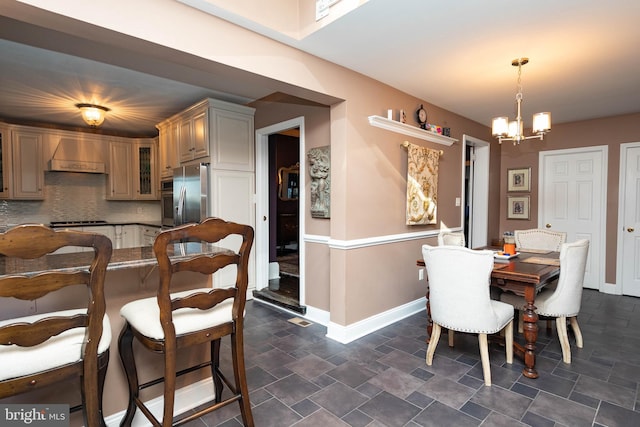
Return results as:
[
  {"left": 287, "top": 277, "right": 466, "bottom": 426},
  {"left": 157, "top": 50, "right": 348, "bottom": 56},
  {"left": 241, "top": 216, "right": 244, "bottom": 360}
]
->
[{"left": 253, "top": 130, "right": 305, "bottom": 314}]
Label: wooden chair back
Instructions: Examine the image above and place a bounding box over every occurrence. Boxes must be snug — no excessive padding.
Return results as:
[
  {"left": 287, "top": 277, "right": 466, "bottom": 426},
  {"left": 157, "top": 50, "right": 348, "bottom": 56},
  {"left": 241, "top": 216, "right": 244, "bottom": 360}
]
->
[
  {"left": 0, "top": 224, "right": 112, "bottom": 427},
  {"left": 118, "top": 217, "right": 255, "bottom": 426},
  {"left": 153, "top": 217, "right": 254, "bottom": 343}
]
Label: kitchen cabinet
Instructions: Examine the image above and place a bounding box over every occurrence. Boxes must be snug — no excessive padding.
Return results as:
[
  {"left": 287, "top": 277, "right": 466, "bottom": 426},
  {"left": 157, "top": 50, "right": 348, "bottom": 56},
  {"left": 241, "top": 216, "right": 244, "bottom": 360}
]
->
[
  {"left": 140, "top": 225, "right": 161, "bottom": 246},
  {"left": 210, "top": 107, "right": 254, "bottom": 172},
  {"left": 157, "top": 120, "right": 178, "bottom": 178},
  {"left": 107, "top": 139, "right": 158, "bottom": 200},
  {"left": 0, "top": 126, "right": 11, "bottom": 199},
  {"left": 178, "top": 108, "right": 208, "bottom": 163},
  {"left": 107, "top": 141, "right": 134, "bottom": 200},
  {"left": 53, "top": 224, "right": 154, "bottom": 252},
  {"left": 83, "top": 225, "right": 116, "bottom": 252},
  {"left": 11, "top": 129, "right": 44, "bottom": 200},
  {"left": 134, "top": 140, "right": 158, "bottom": 200},
  {"left": 120, "top": 225, "right": 140, "bottom": 248},
  {"left": 158, "top": 98, "right": 255, "bottom": 171}
]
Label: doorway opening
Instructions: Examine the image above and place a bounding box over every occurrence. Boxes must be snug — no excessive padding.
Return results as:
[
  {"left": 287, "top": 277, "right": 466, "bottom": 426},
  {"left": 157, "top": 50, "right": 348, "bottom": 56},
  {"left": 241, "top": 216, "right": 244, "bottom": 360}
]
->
[
  {"left": 462, "top": 135, "right": 490, "bottom": 248},
  {"left": 253, "top": 118, "right": 306, "bottom": 314}
]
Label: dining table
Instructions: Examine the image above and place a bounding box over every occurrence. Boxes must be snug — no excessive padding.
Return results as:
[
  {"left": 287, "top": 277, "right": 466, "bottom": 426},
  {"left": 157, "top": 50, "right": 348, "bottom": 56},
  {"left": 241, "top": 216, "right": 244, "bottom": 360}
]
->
[{"left": 417, "top": 248, "right": 560, "bottom": 379}]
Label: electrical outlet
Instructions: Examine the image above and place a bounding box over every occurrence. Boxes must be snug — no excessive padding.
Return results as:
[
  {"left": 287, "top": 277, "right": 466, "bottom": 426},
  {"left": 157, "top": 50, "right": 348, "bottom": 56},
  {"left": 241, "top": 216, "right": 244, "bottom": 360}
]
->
[
  {"left": 418, "top": 268, "right": 425, "bottom": 281},
  {"left": 455, "top": 197, "right": 461, "bottom": 207}
]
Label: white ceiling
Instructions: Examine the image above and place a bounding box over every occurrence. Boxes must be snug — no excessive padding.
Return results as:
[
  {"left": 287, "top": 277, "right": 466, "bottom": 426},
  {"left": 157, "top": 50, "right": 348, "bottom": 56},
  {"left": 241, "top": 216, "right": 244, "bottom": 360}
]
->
[{"left": 1, "top": 0, "right": 639, "bottom": 137}]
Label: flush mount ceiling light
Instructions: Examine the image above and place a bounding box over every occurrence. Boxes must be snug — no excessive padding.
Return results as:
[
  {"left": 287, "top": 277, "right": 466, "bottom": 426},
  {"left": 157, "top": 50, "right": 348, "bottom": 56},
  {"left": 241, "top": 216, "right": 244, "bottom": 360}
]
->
[
  {"left": 492, "top": 58, "right": 551, "bottom": 145},
  {"left": 76, "top": 103, "right": 110, "bottom": 127}
]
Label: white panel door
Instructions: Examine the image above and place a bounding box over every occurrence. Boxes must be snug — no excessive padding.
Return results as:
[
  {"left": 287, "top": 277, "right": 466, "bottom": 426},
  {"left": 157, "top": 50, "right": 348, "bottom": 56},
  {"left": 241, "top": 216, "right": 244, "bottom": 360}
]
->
[
  {"left": 539, "top": 147, "right": 607, "bottom": 290},
  {"left": 618, "top": 144, "right": 640, "bottom": 297}
]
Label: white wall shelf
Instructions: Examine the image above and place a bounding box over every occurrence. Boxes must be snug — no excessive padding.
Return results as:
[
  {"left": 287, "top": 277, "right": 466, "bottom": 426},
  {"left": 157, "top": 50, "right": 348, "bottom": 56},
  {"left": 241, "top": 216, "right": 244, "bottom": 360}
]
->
[{"left": 368, "top": 115, "right": 457, "bottom": 146}]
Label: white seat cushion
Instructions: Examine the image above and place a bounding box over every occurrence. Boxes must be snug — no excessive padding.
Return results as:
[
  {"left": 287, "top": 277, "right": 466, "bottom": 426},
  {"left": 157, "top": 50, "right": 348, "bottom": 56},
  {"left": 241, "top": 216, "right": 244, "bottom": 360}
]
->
[
  {"left": 0, "top": 309, "right": 111, "bottom": 381},
  {"left": 120, "top": 288, "right": 234, "bottom": 340}
]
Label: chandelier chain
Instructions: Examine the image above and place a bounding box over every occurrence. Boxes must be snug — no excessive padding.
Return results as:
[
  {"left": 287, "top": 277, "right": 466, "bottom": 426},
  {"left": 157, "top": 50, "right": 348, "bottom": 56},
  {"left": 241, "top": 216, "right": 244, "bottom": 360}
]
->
[{"left": 515, "top": 62, "right": 523, "bottom": 101}]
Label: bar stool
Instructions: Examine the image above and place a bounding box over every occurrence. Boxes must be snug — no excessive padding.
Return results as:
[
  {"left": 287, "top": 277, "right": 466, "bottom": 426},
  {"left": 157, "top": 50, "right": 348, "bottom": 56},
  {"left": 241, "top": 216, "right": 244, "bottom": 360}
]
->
[
  {"left": 0, "top": 224, "right": 112, "bottom": 427},
  {"left": 118, "top": 217, "right": 255, "bottom": 426}
]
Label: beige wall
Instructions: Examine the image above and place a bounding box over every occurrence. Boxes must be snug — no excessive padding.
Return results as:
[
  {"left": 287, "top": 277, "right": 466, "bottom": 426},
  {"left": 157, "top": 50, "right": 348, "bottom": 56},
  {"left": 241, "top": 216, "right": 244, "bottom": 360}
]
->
[
  {"left": 3, "top": 0, "right": 498, "bottom": 328},
  {"left": 18, "top": 0, "right": 640, "bottom": 321},
  {"left": 6, "top": 1, "right": 639, "bottom": 422},
  {"left": 498, "top": 112, "right": 640, "bottom": 284}
]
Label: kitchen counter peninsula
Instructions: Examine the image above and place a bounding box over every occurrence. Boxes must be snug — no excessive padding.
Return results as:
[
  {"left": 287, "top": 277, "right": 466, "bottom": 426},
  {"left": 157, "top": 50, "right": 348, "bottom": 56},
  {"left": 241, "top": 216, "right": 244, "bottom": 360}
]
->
[{"left": 0, "top": 242, "right": 231, "bottom": 276}]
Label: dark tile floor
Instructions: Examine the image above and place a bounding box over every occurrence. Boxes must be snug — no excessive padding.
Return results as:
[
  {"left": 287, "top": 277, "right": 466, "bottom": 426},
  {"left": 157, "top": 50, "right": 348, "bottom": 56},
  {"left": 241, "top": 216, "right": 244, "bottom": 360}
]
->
[{"left": 183, "top": 289, "right": 640, "bottom": 426}]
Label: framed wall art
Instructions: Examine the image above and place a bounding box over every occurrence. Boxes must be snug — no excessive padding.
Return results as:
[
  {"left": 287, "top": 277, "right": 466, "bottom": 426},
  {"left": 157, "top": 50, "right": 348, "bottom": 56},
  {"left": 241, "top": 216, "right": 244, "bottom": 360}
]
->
[
  {"left": 507, "top": 195, "right": 530, "bottom": 220},
  {"left": 507, "top": 167, "right": 531, "bottom": 192}
]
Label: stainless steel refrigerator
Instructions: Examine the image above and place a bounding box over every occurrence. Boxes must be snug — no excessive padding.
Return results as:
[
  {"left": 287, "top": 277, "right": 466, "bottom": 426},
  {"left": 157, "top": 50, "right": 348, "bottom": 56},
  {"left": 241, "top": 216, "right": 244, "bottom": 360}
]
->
[{"left": 173, "top": 163, "right": 209, "bottom": 226}]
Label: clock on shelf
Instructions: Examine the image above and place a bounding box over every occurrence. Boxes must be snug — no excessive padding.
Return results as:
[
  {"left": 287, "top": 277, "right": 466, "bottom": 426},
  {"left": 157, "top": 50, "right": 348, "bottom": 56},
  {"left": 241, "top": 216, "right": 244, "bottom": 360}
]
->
[{"left": 416, "top": 104, "right": 427, "bottom": 129}]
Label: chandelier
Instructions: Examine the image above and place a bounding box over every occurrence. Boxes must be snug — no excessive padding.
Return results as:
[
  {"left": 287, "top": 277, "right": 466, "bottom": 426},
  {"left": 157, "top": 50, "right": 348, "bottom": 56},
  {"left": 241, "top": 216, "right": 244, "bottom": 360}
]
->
[{"left": 492, "top": 58, "right": 551, "bottom": 145}]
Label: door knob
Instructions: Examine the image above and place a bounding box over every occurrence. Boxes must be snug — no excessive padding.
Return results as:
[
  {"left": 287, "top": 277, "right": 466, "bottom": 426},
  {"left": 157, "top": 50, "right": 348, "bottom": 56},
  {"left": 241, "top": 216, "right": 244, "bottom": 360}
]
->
[
  {"left": 628, "top": 227, "right": 635, "bottom": 232},
  {"left": 263, "top": 216, "right": 267, "bottom": 221},
  {"left": 545, "top": 224, "right": 551, "bottom": 228}
]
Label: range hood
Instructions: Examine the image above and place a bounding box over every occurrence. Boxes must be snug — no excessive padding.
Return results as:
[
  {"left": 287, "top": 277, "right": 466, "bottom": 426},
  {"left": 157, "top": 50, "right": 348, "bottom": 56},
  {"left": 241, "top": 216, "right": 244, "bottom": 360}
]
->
[{"left": 48, "top": 138, "right": 106, "bottom": 174}]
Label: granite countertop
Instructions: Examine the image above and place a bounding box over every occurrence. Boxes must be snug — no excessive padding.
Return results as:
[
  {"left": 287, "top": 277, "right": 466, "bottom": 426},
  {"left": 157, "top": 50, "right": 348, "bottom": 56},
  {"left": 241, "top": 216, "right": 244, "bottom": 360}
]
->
[
  {"left": 48, "top": 221, "right": 164, "bottom": 229},
  {"left": 0, "top": 221, "right": 164, "bottom": 233},
  {"left": 0, "top": 242, "right": 231, "bottom": 276}
]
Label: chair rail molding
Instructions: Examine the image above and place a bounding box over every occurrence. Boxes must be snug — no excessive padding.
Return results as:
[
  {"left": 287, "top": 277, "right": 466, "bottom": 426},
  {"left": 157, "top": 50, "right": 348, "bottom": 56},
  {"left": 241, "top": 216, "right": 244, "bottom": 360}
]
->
[{"left": 368, "top": 115, "right": 457, "bottom": 146}]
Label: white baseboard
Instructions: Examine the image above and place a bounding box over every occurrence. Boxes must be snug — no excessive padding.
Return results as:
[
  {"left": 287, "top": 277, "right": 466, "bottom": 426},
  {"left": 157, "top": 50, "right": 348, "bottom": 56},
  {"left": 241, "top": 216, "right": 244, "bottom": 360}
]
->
[
  {"left": 601, "top": 281, "right": 622, "bottom": 295},
  {"left": 304, "top": 305, "right": 330, "bottom": 326},
  {"left": 104, "top": 378, "right": 214, "bottom": 427},
  {"left": 326, "top": 297, "right": 427, "bottom": 344}
]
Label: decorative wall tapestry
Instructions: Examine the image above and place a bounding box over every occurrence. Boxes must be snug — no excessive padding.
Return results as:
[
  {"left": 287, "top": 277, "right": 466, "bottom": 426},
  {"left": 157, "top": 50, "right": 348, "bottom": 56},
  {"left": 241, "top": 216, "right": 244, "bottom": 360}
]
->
[
  {"left": 405, "top": 142, "right": 441, "bottom": 225},
  {"left": 307, "top": 146, "right": 330, "bottom": 218}
]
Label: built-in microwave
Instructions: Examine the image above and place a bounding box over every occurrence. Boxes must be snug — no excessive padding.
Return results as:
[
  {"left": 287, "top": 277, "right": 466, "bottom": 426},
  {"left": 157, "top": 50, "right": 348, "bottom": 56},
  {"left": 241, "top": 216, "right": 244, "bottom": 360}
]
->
[{"left": 160, "top": 178, "right": 174, "bottom": 227}]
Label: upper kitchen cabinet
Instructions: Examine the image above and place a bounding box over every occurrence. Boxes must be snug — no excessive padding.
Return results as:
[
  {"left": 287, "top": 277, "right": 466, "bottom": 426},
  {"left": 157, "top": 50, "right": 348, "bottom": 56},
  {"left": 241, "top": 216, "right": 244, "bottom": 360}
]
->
[
  {"left": 157, "top": 98, "right": 255, "bottom": 172},
  {"left": 157, "top": 120, "right": 179, "bottom": 178},
  {"left": 135, "top": 139, "right": 158, "bottom": 200},
  {"left": 178, "top": 106, "right": 209, "bottom": 163},
  {"left": 0, "top": 126, "right": 11, "bottom": 199},
  {"left": 107, "top": 138, "right": 158, "bottom": 200},
  {"left": 210, "top": 103, "right": 255, "bottom": 172},
  {"left": 107, "top": 140, "right": 134, "bottom": 200},
  {"left": 11, "top": 128, "right": 45, "bottom": 200}
]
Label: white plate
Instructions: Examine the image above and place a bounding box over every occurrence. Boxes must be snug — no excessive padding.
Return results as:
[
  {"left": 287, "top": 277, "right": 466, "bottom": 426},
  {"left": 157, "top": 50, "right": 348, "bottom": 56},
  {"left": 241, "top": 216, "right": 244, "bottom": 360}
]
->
[{"left": 493, "top": 251, "right": 520, "bottom": 260}]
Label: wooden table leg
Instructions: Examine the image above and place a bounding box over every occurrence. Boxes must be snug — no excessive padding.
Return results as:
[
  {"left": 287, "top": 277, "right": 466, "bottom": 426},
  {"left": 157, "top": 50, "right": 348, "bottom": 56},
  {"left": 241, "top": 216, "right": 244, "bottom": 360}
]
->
[{"left": 521, "top": 286, "right": 539, "bottom": 378}]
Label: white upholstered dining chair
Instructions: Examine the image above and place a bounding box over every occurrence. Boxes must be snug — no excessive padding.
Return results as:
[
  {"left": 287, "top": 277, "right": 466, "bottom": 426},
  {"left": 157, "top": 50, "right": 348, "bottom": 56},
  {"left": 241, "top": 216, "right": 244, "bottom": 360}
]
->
[
  {"left": 514, "top": 229, "right": 567, "bottom": 252},
  {"left": 512, "top": 228, "right": 568, "bottom": 333},
  {"left": 500, "top": 239, "right": 589, "bottom": 363},
  {"left": 437, "top": 230, "right": 466, "bottom": 247},
  {"left": 422, "top": 245, "right": 513, "bottom": 386}
]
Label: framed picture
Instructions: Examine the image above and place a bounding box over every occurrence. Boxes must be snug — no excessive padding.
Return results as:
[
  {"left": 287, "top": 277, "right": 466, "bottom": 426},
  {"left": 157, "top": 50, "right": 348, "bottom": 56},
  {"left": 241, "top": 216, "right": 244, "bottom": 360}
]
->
[
  {"left": 507, "top": 196, "right": 530, "bottom": 220},
  {"left": 507, "top": 167, "right": 531, "bottom": 192}
]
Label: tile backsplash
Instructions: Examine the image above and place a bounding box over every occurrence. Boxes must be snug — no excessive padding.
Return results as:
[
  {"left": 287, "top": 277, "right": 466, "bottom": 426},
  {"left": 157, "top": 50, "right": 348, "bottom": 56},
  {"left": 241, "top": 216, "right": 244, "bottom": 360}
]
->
[{"left": 0, "top": 171, "right": 160, "bottom": 227}]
